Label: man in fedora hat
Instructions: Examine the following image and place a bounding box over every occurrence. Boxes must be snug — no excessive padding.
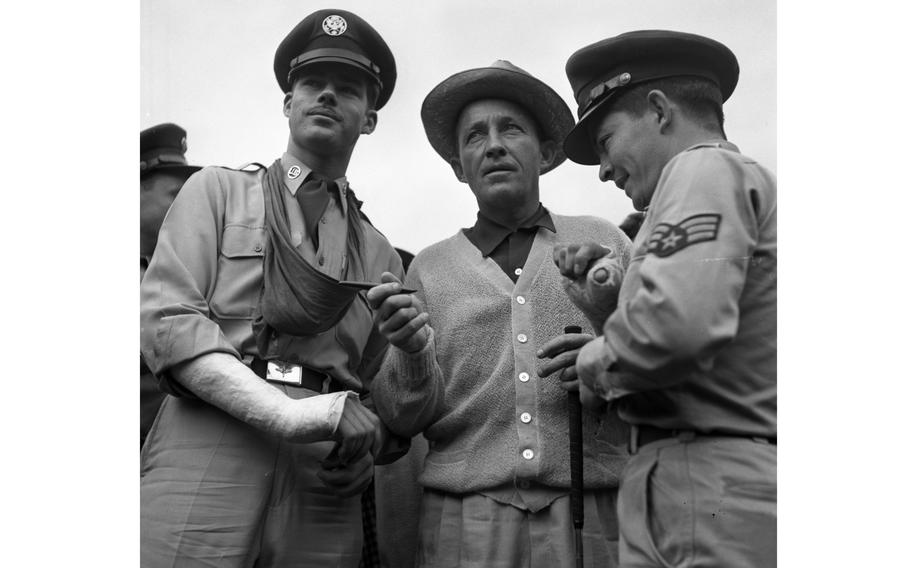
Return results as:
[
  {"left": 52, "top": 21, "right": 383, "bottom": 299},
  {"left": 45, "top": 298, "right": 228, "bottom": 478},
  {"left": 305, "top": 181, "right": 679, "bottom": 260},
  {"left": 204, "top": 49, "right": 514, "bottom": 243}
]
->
[
  {"left": 139, "top": 122, "right": 203, "bottom": 447},
  {"left": 140, "top": 9, "right": 407, "bottom": 567},
  {"left": 556, "top": 30, "right": 777, "bottom": 566},
  {"left": 366, "top": 60, "right": 631, "bottom": 567}
]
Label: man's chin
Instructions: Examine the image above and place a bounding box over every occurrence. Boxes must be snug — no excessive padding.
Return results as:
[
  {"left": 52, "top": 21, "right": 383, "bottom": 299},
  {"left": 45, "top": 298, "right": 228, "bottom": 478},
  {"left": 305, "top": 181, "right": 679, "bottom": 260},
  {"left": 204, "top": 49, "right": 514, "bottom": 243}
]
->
[{"left": 294, "top": 127, "right": 347, "bottom": 148}]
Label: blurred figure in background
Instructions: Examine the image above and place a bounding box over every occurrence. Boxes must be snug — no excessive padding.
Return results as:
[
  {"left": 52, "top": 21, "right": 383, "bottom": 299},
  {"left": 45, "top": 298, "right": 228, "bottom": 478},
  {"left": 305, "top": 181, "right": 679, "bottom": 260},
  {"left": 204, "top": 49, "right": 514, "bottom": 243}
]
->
[
  {"left": 139, "top": 122, "right": 201, "bottom": 447},
  {"left": 617, "top": 211, "right": 645, "bottom": 241}
]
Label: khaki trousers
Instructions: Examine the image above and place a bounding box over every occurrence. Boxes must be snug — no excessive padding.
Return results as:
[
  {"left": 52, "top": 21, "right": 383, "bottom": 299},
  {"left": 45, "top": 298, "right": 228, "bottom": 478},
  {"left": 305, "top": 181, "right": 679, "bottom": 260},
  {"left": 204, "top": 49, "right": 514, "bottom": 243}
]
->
[
  {"left": 140, "top": 394, "right": 363, "bottom": 568},
  {"left": 618, "top": 435, "right": 776, "bottom": 568}
]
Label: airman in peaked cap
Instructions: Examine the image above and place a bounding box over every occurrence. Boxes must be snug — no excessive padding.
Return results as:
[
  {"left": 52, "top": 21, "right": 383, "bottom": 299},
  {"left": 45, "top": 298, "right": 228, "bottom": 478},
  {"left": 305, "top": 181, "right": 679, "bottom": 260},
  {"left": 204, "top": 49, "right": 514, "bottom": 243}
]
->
[
  {"left": 140, "top": 9, "right": 406, "bottom": 568},
  {"left": 563, "top": 29, "right": 739, "bottom": 165},
  {"left": 555, "top": 30, "right": 777, "bottom": 568},
  {"left": 274, "top": 9, "right": 396, "bottom": 109}
]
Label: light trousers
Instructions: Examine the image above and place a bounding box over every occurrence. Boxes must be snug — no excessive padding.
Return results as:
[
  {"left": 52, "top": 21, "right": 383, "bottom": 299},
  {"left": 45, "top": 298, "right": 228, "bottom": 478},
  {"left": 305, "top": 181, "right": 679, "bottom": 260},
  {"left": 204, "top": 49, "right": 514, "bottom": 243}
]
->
[
  {"left": 140, "top": 394, "right": 363, "bottom": 568},
  {"left": 416, "top": 488, "right": 620, "bottom": 568},
  {"left": 618, "top": 435, "right": 776, "bottom": 568}
]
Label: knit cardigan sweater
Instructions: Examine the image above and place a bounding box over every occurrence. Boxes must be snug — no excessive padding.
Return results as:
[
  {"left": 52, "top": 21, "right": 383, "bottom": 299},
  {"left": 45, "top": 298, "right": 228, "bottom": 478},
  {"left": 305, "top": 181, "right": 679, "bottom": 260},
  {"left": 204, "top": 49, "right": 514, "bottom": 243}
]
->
[{"left": 371, "top": 213, "right": 632, "bottom": 495}]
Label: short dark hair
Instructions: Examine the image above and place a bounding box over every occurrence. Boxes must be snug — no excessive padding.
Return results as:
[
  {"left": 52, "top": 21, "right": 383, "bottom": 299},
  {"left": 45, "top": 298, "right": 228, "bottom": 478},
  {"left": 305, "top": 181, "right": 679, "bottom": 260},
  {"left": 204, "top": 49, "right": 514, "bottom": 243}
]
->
[
  {"left": 610, "top": 76, "right": 726, "bottom": 136},
  {"left": 365, "top": 81, "right": 380, "bottom": 110}
]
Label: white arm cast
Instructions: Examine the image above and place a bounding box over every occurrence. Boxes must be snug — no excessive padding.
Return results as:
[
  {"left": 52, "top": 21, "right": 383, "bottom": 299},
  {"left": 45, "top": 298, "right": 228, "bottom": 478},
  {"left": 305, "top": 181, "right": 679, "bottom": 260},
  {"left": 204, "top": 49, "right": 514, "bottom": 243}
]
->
[{"left": 171, "top": 352, "right": 350, "bottom": 443}]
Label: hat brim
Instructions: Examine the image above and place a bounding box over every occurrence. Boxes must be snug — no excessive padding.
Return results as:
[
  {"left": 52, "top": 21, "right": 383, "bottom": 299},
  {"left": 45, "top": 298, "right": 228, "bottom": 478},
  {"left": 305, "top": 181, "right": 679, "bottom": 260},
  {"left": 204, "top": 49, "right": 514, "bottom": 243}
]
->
[
  {"left": 562, "top": 93, "right": 620, "bottom": 166},
  {"left": 420, "top": 67, "right": 574, "bottom": 175}
]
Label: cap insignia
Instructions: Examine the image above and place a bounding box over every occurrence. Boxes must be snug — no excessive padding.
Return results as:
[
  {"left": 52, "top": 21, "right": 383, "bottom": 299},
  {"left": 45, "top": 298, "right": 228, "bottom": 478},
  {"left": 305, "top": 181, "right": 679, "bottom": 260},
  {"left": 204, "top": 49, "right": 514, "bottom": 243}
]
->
[
  {"left": 322, "top": 15, "right": 347, "bottom": 36},
  {"left": 582, "top": 72, "right": 634, "bottom": 115}
]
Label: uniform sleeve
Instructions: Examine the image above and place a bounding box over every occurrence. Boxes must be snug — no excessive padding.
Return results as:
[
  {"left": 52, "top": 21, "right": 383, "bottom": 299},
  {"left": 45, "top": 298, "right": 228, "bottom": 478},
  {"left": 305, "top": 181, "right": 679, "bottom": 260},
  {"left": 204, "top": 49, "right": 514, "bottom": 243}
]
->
[
  {"left": 604, "top": 150, "right": 759, "bottom": 392},
  {"left": 369, "top": 264, "right": 446, "bottom": 438},
  {"left": 139, "top": 168, "right": 242, "bottom": 395}
]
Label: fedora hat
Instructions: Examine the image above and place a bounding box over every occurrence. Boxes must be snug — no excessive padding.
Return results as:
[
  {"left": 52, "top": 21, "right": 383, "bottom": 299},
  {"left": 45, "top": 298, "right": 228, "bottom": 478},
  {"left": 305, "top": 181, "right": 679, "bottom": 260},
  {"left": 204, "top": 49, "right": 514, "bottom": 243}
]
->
[{"left": 421, "top": 60, "right": 574, "bottom": 175}]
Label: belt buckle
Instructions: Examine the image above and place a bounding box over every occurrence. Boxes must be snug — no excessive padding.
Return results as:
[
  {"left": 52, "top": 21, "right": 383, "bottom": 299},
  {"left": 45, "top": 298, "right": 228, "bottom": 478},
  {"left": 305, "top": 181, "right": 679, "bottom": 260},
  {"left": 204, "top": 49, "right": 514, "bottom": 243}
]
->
[{"left": 266, "top": 360, "right": 303, "bottom": 386}]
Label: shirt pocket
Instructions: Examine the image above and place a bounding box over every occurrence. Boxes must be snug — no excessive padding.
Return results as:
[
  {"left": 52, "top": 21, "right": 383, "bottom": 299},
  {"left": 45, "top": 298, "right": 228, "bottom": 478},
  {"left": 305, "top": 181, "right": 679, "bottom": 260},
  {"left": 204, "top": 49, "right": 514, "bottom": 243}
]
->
[{"left": 210, "top": 224, "right": 266, "bottom": 320}]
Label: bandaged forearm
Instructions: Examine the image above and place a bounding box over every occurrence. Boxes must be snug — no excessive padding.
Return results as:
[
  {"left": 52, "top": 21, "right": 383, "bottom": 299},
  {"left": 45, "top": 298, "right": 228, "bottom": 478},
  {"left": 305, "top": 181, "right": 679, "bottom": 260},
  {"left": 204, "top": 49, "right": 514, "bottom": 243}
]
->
[{"left": 171, "top": 352, "right": 351, "bottom": 443}]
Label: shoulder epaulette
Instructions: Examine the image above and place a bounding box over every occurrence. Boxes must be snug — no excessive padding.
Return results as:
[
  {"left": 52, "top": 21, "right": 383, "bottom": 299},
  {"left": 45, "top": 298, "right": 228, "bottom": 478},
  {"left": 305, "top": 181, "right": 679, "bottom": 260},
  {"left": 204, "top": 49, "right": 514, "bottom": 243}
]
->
[
  {"left": 235, "top": 162, "right": 267, "bottom": 171},
  {"left": 210, "top": 162, "right": 267, "bottom": 172}
]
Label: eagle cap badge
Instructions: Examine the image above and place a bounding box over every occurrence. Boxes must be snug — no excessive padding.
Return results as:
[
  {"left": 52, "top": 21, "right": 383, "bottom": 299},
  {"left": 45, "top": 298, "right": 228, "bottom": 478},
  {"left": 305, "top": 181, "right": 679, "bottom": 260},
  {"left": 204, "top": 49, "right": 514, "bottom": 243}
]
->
[{"left": 322, "top": 15, "right": 347, "bottom": 36}]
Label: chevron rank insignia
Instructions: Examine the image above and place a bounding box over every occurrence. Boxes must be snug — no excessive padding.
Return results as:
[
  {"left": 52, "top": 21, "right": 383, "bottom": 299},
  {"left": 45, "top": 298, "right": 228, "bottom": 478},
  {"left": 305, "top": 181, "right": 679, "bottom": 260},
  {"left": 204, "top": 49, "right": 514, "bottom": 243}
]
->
[{"left": 646, "top": 213, "right": 721, "bottom": 257}]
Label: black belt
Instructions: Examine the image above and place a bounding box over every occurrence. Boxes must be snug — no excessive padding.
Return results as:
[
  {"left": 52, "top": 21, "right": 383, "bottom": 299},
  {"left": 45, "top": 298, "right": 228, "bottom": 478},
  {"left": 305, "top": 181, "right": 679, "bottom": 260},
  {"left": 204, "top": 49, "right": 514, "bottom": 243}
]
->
[
  {"left": 630, "top": 424, "right": 776, "bottom": 454},
  {"left": 249, "top": 357, "right": 344, "bottom": 393}
]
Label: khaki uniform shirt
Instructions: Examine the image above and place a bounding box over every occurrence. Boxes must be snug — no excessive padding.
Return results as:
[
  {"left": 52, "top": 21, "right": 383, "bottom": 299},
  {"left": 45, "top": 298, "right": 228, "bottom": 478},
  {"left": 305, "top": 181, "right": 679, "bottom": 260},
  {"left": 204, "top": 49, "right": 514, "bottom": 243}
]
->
[
  {"left": 594, "top": 141, "right": 777, "bottom": 437},
  {"left": 140, "top": 153, "right": 403, "bottom": 394}
]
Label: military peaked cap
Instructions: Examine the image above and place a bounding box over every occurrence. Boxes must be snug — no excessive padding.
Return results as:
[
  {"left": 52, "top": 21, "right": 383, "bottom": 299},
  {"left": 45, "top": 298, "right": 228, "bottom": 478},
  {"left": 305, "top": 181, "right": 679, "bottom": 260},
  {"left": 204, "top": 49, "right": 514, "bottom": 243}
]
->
[
  {"left": 274, "top": 9, "right": 396, "bottom": 110},
  {"left": 563, "top": 30, "right": 739, "bottom": 164},
  {"left": 140, "top": 122, "right": 201, "bottom": 177}
]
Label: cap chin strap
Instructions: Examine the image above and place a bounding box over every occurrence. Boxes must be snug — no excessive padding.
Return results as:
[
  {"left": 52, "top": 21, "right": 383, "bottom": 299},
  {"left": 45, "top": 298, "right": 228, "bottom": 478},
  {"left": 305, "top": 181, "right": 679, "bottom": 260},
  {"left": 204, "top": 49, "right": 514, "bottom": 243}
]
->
[
  {"left": 288, "top": 48, "right": 382, "bottom": 86},
  {"left": 579, "top": 72, "right": 632, "bottom": 117}
]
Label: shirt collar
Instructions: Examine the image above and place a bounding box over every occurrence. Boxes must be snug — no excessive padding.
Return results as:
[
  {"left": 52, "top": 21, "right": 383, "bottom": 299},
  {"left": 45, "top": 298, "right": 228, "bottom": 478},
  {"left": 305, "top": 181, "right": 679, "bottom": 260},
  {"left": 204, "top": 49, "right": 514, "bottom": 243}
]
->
[
  {"left": 683, "top": 139, "right": 740, "bottom": 154},
  {"left": 469, "top": 204, "right": 556, "bottom": 257},
  {"left": 280, "top": 152, "right": 350, "bottom": 215}
]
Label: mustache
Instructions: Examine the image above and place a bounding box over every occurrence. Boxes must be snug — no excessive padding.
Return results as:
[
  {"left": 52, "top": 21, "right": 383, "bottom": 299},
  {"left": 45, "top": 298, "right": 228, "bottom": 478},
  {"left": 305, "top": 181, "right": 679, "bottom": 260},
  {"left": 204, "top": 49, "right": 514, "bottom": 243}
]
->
[{"left": 307, "top": 107, "right": 342, "bottom": 121}]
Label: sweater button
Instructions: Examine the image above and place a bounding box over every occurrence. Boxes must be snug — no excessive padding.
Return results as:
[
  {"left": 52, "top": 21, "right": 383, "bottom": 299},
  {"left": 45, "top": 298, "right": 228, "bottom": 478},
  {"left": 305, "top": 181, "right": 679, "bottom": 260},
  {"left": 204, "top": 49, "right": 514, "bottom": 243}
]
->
[
  {"left": 517, "top": 334, "right": 527, "bottom": 343},
  {"left": 516, "top": 295, "right": 526, "bottom": 305},
  {"left": 522, "top": 449, "right": 534, "bottom": 460},
  {"left": 514, "top": 267, "right": 523, "bottom": 276},
  {"left": 520, "top": 412, "right": 532, "bottom": 424},
  {"left": 517, "top": 480, "right": 531, "bottom": 489},
  {"left": 519, "top": 372, "right": 530, "bottom": 382}
]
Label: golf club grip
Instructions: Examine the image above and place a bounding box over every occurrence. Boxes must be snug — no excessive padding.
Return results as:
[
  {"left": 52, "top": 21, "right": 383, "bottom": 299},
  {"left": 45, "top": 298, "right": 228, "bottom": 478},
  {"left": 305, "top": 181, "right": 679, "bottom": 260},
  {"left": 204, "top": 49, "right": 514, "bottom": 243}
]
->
[{"left": 564, "top": 325, "right": 584, "bottom": 529}]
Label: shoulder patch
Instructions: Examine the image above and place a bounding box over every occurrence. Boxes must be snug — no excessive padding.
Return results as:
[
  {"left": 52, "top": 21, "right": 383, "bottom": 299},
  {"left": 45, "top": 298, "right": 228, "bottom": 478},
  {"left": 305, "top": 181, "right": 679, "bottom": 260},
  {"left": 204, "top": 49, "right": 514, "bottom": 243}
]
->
[{"left": 645, "top": 213, "right": 721, "bottom": 257}]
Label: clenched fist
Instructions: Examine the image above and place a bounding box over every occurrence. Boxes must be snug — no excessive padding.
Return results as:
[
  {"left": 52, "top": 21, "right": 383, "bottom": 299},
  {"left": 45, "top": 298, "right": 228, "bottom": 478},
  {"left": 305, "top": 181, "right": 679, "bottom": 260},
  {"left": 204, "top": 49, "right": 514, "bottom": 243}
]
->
[{"left": 553, "top": 243, "right": 625, "bottom": 331}]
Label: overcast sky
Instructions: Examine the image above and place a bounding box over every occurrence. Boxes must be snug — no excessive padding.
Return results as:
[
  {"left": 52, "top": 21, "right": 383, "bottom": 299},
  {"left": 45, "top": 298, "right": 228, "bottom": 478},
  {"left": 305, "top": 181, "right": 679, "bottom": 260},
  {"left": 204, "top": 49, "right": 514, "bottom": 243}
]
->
[{"left": 141, "top": 0, "right": 776, "bottom": 255}]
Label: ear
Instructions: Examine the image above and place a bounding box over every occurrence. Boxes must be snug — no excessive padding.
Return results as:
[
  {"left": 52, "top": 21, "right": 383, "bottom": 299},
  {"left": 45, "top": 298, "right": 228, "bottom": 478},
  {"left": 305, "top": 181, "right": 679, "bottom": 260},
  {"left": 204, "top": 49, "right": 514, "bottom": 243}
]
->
[
  {"left": 360, "top": 109, "right": 378, "bottom": 135},
  {"left": 538, "top": 139, "right": 558, "bottom": 172},
  {"left": 283, "top": 92, "right": 293, "bottom": 118},
  {"left": 449, "top": 157, "right": 467, "bottom": 183},
  {"left": 646, "top": 90, "right": 672, "bottom": 132}
]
